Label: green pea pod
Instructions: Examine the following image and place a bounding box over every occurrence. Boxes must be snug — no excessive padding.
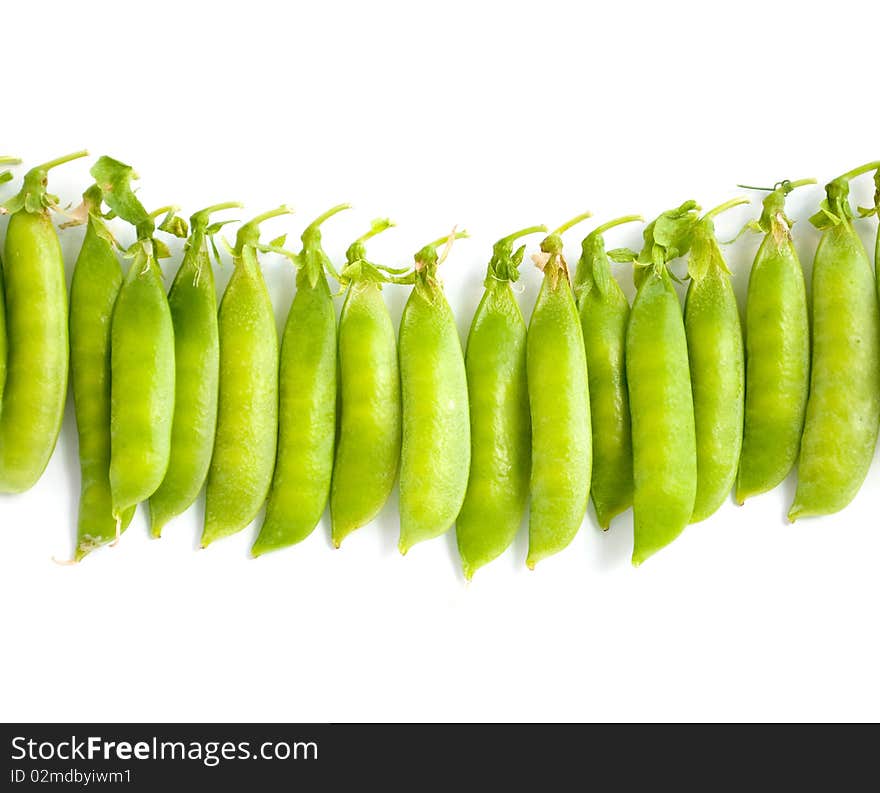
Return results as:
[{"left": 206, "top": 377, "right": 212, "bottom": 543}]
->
[
  {"left": 253, "top": 204, "right": 349, "bottom": 556},
  {"left": 0, "top": 157, "right": 21, "bottom": 410},
  {"left": 398, "top": 231, "right": 470, "bottom": 553},
  {"left": 456, "top": 225, "right": 545, "bottom": 580},
  {"left": 875, "top": 170, "right": 880, "bottom": 281},
  {"left": 573, "top": 215, "right": 642, "bottom": 530},
  {"left": 110, "top": 250, "right": 181, "bottom": 521},
  {"left": 202, "top": 208, "right": 288, "bottom": 546},
  {"left": 330, "top": 220, "right": 402, "bottom": 548},
  {"left": 0, "top": 151, "right": 87, "bottom": 492},
  {"left": 69, "top": 184, "right": 135, "bottom": 559},
  {"left": 789, "top": 163, "right": 880, "bottom": 520},
  {"left": 527, "top": 213, "right": 593, "bottom": 569},
  {"left": 626, "top": 201, "right": 700, "bottom": 565},
  {"left": 684, "top": 198, "right": 748, "bottom": 523},
  {"left": 736, "top": 179, "right": 813, "bottom": 503},
  {"left": 149, "top": 202, "right": 242, "bottom": 537},
  {"left": 864, "top": 168, "right": 880, "bottom": 296}
]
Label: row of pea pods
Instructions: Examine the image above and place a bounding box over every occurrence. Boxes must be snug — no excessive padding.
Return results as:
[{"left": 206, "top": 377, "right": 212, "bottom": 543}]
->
[{"left": 0, "top": 153, "right": 878, "bottom": 575}]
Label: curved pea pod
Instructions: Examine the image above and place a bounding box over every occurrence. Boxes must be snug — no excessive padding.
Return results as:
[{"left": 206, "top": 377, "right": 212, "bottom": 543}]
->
[
  {"left": 865, "top": 167, "right": 880, "bottom": 301},
  {"left": 626, "top": 201, "right": 700, "bottom": 565},
  {"left": 203, "top": 208, "right": 288, "bottom": 546},
  {"left": 109, "top": 239, "right": 177, "bottom": 518},
  {"left": 573, "top": 216, "right": 642, "bottom": 530},
  {"left": 456, "top": 225, "right": 544, "bottom": 579},
  {"left": 0, "top": 151, "right": 87, "bottom": 493},
  {"left": 875, "top": 171, "right": 880, "bottom": 281},
  {"left": 88, "top": 156, "right": 187, "bottom": 524},
  {"left": 149, "top": 202, "right": 241, "bottom": 537},
  {"left": 69, "top": 185, "right": 135, "bottom": 559},
  {"left": 789, "top": 165, "right": 880, "bottom": 520},
  {"left": 0, "top": 157, "right": 21, "bottom": 407},
  {"left": 684, "top": 199, "right": 747, "bottom": 523},
  {"left": 398, "top": 231, "right": 470, "bottom": 553},
  {"left": 736, "top": 180, "right": 813, "bottom": 503},
  {"left": 253, "top": 204, "right": 349, "bottom": 556},
  {"left": 330, "top": 220, "right": 402, "bottom": 548},
  {"left": 526, "top": 214, "right": 593, "bottom": 569}
]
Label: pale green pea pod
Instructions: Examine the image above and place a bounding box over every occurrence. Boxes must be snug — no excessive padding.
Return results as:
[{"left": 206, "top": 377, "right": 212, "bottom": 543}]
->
[
  {"left": 0, "top": 151, "right": 87, "bottom": 493},
  {"left": 526, "top": 213, "right": 593, "bottom": 569},
  {"left": 789, "top": 163, "right": 880, "bottom": 520},
  {"left": 253, "top": 204, "right": 350, "bottom": 556},
  {"left": 684, "top": 198, "right": 748, "bottom": 523},
  {"left": 202, "top": 207, "right": 289, "bottom": 547},
  {"left": 573, "top": 215, "right": 642, "bottom": 530},
  {"left": 89, "top": 157, "right": 188, "bottom": 524},
  {"left": 398, "top": 231, "right": 470, "bottom": 554},
  {"left": 626, "top": 201, "right": 700, "bottom": 565},
  {"left": 456, "top": 224, "right": 544, "bottom": 580},
  {"left": 149, "top": 202, "right": 242, "bottom": 537},
  {"left": 0, "top": 156, "right": 21, "bottom": 431},
  {"left": 330, "top": 220, "right": 403, "bottom": 548},
  {"left": 68, "top": 182, "right": 136, "bottom": 559},
  {"left": 736, "top": 179, "right": 813, "bottom": 503}
]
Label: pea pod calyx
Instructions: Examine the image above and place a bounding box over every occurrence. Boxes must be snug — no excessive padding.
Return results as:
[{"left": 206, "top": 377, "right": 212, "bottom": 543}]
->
[
  {"left": 88, "top": 156, "right": 188, "bottom": 268},
  {"left": 234, "top": 205, "right": 293, "bottom": 258},
  {"left": 2, "top": 150, "right": 88, "bottom": 216},
  {"left": 533, "top": 212, "right": 592, "bottom": 287},
  {"left": 181, "top": 202, "right": 243, "bottom": 279},
  {"left": 736, "top": 178, "right": 816, "bottom": 245},
  {"left": 811, "top": 161, "right": 880, "bottom": 230},
  {"left": 625, "top": 201, "right": 701, "bottom": 288},
  {"left": 412, "top": 229, "right": 469, "bottom": 292},
  {"left": 338, "top": 218, "right": 402, "bottom": 287},
  {"left": 573, "top": 214, "right": 643, "bottom": 300},
  {"left": 485, "top": 224, "right": 546, "bottom": 285},
  {"left": 295, "top": 203, "right": 351, "bottom": 287},
  {"left": 687, "top": 198, "right": 749, "bottom": 282}
]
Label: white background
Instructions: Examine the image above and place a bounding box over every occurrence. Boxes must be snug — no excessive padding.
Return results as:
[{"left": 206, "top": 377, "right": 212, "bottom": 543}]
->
[{"left": 2, "top": 0, "right": 880, "bottom": 723}]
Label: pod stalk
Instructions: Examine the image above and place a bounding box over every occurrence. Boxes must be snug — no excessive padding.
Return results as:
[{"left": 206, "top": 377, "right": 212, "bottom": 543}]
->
[
  {"left": 588, "top": 215, "right": 643, "bottom": 237},
  {"left": 702, "top": 197, "right": 749, "bottom": 221},
  {"left": 551, "top": 211, "right": 592, "bottom": 236},
  {"left": 236, "top": 205, "right": 293, "bottom": 252},
  {"left": 303, "top": 203, "right": 351, "bottom": 235},
  {"left": 191, "top": 201, "right": 243, "bottom": 226},
  {"left": 835, "top": 161, "right": 880, "bottom": 183},
  {"left": 31, "top": 149, "right": 89, "bottom": 173}
]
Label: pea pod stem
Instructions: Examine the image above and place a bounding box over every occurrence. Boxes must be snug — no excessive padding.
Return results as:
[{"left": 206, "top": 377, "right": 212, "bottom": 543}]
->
[
  {"left": 0, "top": 156, "right": 21, "bottom": 184},
  {"left": 738, "top": 178, "right": 817, "bottom": 193},
  {"left": 353, "top": 217, "right": 395, "bottom": 244},
  {"left": 552, "top": 211, "right": 593, "bottom": 236},
  {"left": 487, "top": 225, "right": 547, "bottom": 283},
  {"left": 235, "top": 206, "right": 293, "bottom": 251},
  {"left": 588, "top": 215, "right": 643, "bottom": 237},
  {"left": 701, "top": 197, "right": 749, "bottom": 221},
  {"left": 835, "top": 161, "right": 880, "bottom": 183},
  {"left": 192, "top": 201, "right": 243, "bottom": 225},
  {"left": 339, "top": 221, "right": 400, "bottom": 286},
  {"left": 303, "top": 202, "right": 351, "bottom": 233},
  {"left": 147, "top": 204, "right": 178, "bottom": 219},
  {"left": 422, "top": 230, "right": 469, "bottom": 252},
  {"left": 780, "top": 178, "right": 817, "bottom": 192},
  {"left": 500, "top": 224, "right": 548, "bottom": 243},
  {"left": 31, "top": 150, "right": 89, "bottom": 172}
]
